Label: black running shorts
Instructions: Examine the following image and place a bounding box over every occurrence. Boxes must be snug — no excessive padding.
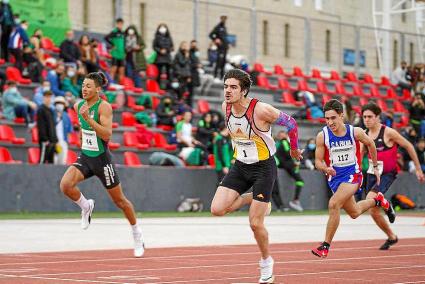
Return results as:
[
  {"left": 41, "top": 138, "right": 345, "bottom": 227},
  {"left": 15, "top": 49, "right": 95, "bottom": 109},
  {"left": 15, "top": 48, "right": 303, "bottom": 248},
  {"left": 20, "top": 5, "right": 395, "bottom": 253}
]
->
[
  {"left": 73, "top": 151, "right": 120, "bottom": 189},
  {"left": 220, "top": 156, "right": 277, "bottom": 203}
]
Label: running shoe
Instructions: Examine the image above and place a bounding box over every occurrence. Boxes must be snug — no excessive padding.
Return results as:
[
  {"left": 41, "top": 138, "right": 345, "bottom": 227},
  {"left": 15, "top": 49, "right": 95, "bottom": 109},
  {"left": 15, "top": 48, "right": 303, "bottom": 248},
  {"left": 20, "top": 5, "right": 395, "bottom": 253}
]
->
[
  {"left": 374, "top": 193, "right": 396, "bottom": 223},
  {"left": 258, "top": 257, "right": 274, "bottom": 284},
  {"left": 133, "top": 227, "right": 145, "bottom": 258},
  {"left": 289, "top": 200, "right": 304, "bottom": 212},
  {"left": 380, "top": 237, "right": 398, "bottom": 250},
  {"left": 81, "top": 199, "right": 95, "bottom": 230},
  {"left": 311, "top": 244, "right": 329, "bottom": 258}
]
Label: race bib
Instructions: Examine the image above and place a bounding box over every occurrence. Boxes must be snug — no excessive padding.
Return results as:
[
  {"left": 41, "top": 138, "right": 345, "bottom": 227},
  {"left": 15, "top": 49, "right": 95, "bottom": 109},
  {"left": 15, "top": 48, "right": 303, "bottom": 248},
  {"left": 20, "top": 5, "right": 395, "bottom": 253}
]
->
[
  {"left": 81, "top": 129, "right": 99, "bottom": 151},
  {"left": 367, "top": 160, "right": 384, "bottom": 175},
  {"left": 234, "top": 139, "right": 259, "bottom": 163},
  {"left": 330, "top": 146, "right": 355, "bottom": 167}
]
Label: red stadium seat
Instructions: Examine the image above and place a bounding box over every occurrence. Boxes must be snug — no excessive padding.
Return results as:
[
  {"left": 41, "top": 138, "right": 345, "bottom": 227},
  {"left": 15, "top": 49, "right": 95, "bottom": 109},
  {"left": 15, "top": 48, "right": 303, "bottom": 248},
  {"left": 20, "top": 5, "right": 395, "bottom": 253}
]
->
[
  {"left": 394, "top": 116, "right": 409, "bottom": 128},
  {"left": 146, "top": 79, "right": 166, "bottom": 95},
  {"left": 311, "top": 69, "right": 322, "bottom": 79},
  {"left": 282, "top": 92, "right": 304, "bottom": 106},
  {"left": 362, "top": 73, "right": 374, "bottom": 84},
  {"left": 377, "top": 99, "right": 388, "bottom": 112},
  {"left": 402, "top": 89, "right": 412, "bottom": 100},
  {"left": 5, "top": 67, "right": 31, "bottom": 84},
  {"left": 253, "top": 63, "right": 272, "bottom": 75},
  {"left": 297, "top": 80, "right": 315, "bottom": 92},
  {"left": 41, "top": 37, "right": 60, "bottom": 53},
  {"left": 68, "top": 132, "right": 80, "bottom": 147},
  {"left": 122, "top": 112, "right": 137, "bottom": 127},
  {"left": 345, "top": 72, "right": 358, "bottom": 82},
  {"left": 367, "top": 86, "right": 380, "bottom": 98},
  {"left": 273, "top": 64, "right": 285, "bottom": 75},
  {"left": 329, "top": 70, "right": 341, "bottom": 81},
  {"left": 256, "top": 76, "right": 277, "bottom": 90},
  {"left": 387, "top": 88, "right": 397, "bottom": 99},
  {"left": 277, "top": 78, "right": 296, "bottom": 91},
  {"left": 380, "top": 76, "right": 393, "bottom": 87},
  {"left": 67, "top": 150, "right": 78, "bottom": 165},
  {"left": 208, "top": 154, "right": 215, "bottom": 167},
  {"left": 151, "top": 96, "right": 160, "bottom": 109},
  {"left": 146, "top": 64, "right": 159, "bottom": 79},
  {"left": 120, "top": 76, "right": 143, "bottom": 93},
  {"left": 393, "top": 100, "right": 408, "bottom": 114},
  {"left": 0, "top": 147, "right": 21, "bottom": 163},
  {"left": 316, "top": 81, "right": 335, "bottom": 95},
  {"left": 153, "top": 133, "right": 177, "bottom": 151},
  {"left": 31, "top": 127, "right": 38, "bottom": 144},
  {"left": 197, "top": 99, "right": 210, "bottom": 114},
  {"left": 334, "top": 82, "right": 348, "bottom": 96},
  {"left": 0, "top": 125, "right": 25, "bottom": 144},
  {"left": 127, "top": 96, "right": 145, "bottom": 111},
  {"left": 108, "top": 142, "right": 121, "bottom": 150},
  {"left": 67, "top": 108, "right": 79, "bottom": 126},
  {"left": 124, "top": 151, "right": 143, "bottom": 167},
  {"left": 293, "top": 66, "right": 305, "bottom": 77},
  {"left": 321, "top": 94, "right": 332, "bottom": 106},
  {"left": 27, "top": 147, "right": 40, "bottom": 164},
  {"left": 359, "top": 97, "right": 368, "bottom": 106},
  {"left": 13, "top": 117, "right": 25, "bottom": 124}
]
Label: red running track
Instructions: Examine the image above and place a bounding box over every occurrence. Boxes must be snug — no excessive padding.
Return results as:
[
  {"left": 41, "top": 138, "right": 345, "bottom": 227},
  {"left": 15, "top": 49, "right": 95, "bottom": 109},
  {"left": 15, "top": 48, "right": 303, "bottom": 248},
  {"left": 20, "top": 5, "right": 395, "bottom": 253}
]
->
[{"left": 0, "top": 238, "right": 424, "bottom": 283}]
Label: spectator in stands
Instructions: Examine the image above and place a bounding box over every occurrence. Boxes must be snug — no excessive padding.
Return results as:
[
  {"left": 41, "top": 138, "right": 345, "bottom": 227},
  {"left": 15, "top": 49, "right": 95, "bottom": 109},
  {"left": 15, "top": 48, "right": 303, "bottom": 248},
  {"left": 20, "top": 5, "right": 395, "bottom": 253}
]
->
[
  {"left": 29, "top": 28, "right": 45, "bottom": 65},
  {"left": 153, "top": 23, "right": 174, "bottom": 85},
  {"left": 212, "top": 122, "right": 233, "bottom": 183},
  {"left": 53, "top": 96, "right": 72, "bottom": 165},
  {"left": 173, "top": 41, "right": 192, "bottom": 101},
  {"left": 33, "top": 80, "right": 52, "bottom": 107},
  {"left": 125, "top": 25, "right": 146, "bottom": 88},
  {"left": 47, "top": 62, "right": 72, "bottom": 98},
  {"left": 391, "top": 61, "right": 411, "bottom": 94},
  {"left": 23, "top": 30, "right": 44, "bottom": 83},
  {"left": 2, "top": 80, "right": 36, "bottom": 126},
  {"left": 79, "top": 34, "right": 98, "bottom": 74},
  {"left": 207, "top": 41, "right": 218, "bottom": 67},
  {"left": 381, "top": 109, "right": 394, "bottom": 128},
  {"left": 176, "top": 111, "right": 197, "bottom": 147},
  {"left": 59, "top": 30, "right": 81, "bottom": 67},
  {"left": 196, "top": 112, "right": 216, "bottom": 151},
  {"left": 209, "top": 15, "right": 229, "bottom": 80},
  {"left": 343, "top": 100, "right": 360, "bottom": 126},
  {"left": 274, "top": 130, "right": 305, "bottom": 212},
  {"left": 303, "top": 138, "right": 316, "bottom": 170},
  {"left": 188, "top": 40, "right": 202, "bottom": 107},
  {"left": 62, "top": 65, "right": 81, "bottom": 100},
  {"left": 155, "top": 95, "right": 177, "bottom": 127},
  {"left": 105, "top": 18, "right": 126, "bottom": 83},
  {"left": 37, "top": 90, "right": 57, "bottom": 164},
  {"left": 0, "top": 0, "right": 14, "bottom": 61},
  {"left": 0, "top": 68, "right": 6, "bottom": 92},
  {"left": 8, "top": 20, "right": 29, "bottom": 72},
  {"left": 409, "top": 138, "right": 425, "bottom": 172},
  {"left": 409, "top": 93, "right": 425, "bottom": 137}
]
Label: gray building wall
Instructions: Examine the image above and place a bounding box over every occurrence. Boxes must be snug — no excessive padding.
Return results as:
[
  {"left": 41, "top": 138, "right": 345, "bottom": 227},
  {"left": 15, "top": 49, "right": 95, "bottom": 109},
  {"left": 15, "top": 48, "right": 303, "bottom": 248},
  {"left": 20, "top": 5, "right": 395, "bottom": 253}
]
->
[{"left": 1, "top": 164, "right": 423, "bottom": 212}]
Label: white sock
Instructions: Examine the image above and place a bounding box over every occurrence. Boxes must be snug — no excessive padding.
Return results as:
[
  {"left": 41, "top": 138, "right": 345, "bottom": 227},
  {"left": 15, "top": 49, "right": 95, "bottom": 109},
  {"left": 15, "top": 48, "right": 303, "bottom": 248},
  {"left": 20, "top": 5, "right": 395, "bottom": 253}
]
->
[
  {"left": 131, "top": 223, "right": 140, "bottom": 234},
  {"left": 261, "top": 256, "right": 273, "bottom": 264},
  {"left": 75, "top": 193, "right": 90, "bottom": 211}
]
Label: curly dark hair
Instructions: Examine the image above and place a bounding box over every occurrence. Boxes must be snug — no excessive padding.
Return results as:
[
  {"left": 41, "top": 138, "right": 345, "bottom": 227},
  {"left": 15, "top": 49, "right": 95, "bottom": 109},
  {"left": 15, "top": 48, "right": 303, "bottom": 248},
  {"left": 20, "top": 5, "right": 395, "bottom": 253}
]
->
[{"left": 223, "top": 69, "right": 253, "bottom": 97}]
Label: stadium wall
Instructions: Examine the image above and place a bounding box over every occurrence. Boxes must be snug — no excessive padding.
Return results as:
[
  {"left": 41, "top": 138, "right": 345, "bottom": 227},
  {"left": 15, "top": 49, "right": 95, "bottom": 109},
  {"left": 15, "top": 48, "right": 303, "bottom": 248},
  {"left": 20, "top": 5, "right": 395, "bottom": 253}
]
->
[
  {"left": 0, "top": 164, "right": 423, "bottom": 212},
  {"left": 67, "top": 0, "right": 423, "bottom": 76}
]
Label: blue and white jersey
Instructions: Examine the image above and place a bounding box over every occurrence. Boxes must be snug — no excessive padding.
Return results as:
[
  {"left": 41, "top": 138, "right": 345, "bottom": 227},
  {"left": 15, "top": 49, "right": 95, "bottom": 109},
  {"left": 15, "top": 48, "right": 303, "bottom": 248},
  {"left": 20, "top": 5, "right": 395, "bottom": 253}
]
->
[{"left": 323, "top": 124, "right": 362, "bottom": 180}]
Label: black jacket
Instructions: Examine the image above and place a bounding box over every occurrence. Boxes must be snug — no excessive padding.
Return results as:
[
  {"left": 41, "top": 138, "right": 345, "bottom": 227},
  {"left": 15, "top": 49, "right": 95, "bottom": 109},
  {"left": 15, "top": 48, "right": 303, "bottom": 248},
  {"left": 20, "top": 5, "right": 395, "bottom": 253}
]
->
[
  {"left": 153, "top": 33, "right": 174, "bottom": 64},
  {"left": 37, "top": 105, "right": 58, "bottom": 144},
  {"left": 209, "top": 22, "right": 228, "bottom": 50},
  {"left": 189, "top": 48, "right": 200, "bottom": 87},
  {"left": 173, "top": 50, "right": 191, "bottom": 79},
  {"left": 59, "top": 40, "right": 81, "bottom": 63},
  {"left": 0, "top": 3, "right": 14, "bottom": 27}
]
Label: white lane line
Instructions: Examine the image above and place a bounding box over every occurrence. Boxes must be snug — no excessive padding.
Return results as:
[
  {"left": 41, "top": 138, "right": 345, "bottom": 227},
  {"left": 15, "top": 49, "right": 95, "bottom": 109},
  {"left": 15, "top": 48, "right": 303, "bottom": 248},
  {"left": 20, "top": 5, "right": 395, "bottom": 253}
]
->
[
  {"left": 142, "top": 264, "right": 425, "bottom": 284},
  {"left": 1, "top": 243, "right": 424, "bottom": 267},
  {"left": 2, "top": 274, "right": 136, "bottom": 284},
  {"left": 17, "top": 253, "right": 425, "bottom": 277}
]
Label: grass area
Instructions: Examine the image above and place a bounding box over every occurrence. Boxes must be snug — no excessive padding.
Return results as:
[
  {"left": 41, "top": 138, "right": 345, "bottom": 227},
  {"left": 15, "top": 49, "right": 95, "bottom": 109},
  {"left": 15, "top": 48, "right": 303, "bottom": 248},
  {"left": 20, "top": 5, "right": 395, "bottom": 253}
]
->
[
  {"left": 0, "top": 209, "right": 423, "bottom": 220},
  {"left": 0, "top": 210, "right": 329, "bottom": 220}
]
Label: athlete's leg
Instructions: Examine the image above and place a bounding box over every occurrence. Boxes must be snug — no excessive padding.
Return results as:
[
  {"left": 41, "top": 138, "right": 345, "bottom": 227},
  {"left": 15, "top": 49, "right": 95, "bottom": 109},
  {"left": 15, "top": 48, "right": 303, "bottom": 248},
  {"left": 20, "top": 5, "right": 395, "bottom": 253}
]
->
[
  {"left": 107, "top": 184, "right": 137, "bottom": 225},
  {"left": 211, "top": 186, "right": 250, "bottom": 216},
  {"left": 60, "top": 166, "right": 86, "bottom": 201},
  {"left": 342, "top": 193, "right": 376, "bottom": 219},
  {"left": 249, "top": 200, "right": 270, "bottom": 259},
  {"left": 366, "top": 190, "right": 397, "bottom": 240},
  {"left": 324, "top": 183, "right": 359, "bottom": 244}
]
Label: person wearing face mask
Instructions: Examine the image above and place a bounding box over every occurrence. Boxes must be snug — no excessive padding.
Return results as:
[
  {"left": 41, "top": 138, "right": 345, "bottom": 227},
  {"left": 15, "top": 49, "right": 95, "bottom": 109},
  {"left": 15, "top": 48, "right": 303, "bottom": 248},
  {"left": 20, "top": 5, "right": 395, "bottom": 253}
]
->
[
  {"left": 153, "top": 23, "right": 174, "bottom": 85},
  {"left": 2, "top": 80, "right": 36, "bottom": 126},
  {"left": 59, "top": 30, "right": 81, "bottom": 67},
  {"left": 173, "top": 41, "right": 192, "bottom": 101},
  {"left": 391, "top": 61, "right": 411, "bottom": 95},
  {"left": 79, "top": 34, "right": 98, "bottom": 74},
  {"left": 0, "top": 0, "right": 15, "bottom": 61},
  {"left": 125, "top": 25, "right": 146, "bottom": 88},
  {"left": 8, "top": 20, "right": 29, "bottom": 72},
  {"left": 53, "top": 96, "right": 72, "bottom": 165},
  {"left": 62, "top": 66, "right": 81, "bottom": 99},
  {"left": 155, "top": 95, "right": 177, "bottom": 127},
  {"left": 33, "top": 81, "right": 53, "bottom": 107},
  {"left": 303, "top": 138, "right": 316, "bottom": 170},
  {"left": 105, "top": 18, "right": 126, "bottom": 83},
  {"left": 37, "top": 91, "right": 58, "bottom": 164}
]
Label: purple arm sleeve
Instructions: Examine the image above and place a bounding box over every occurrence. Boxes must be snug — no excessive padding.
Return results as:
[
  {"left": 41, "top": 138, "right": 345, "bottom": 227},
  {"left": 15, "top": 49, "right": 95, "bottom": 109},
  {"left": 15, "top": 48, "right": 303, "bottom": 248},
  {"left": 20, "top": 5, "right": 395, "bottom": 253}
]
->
[{"left": 275, "top": 111, "right": 299, "bottom": 149}]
